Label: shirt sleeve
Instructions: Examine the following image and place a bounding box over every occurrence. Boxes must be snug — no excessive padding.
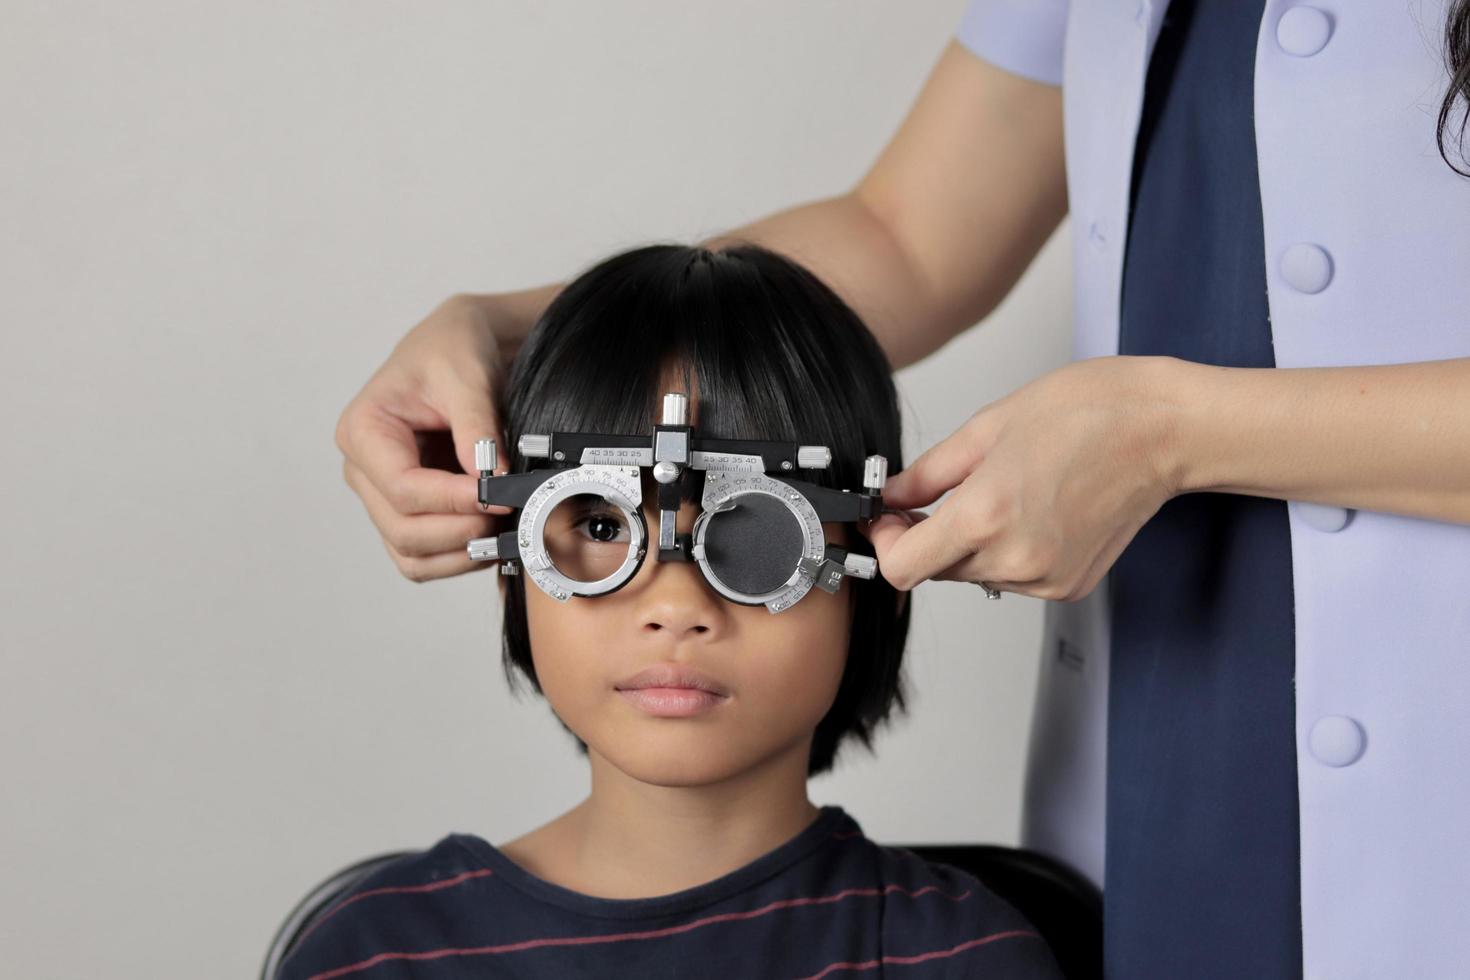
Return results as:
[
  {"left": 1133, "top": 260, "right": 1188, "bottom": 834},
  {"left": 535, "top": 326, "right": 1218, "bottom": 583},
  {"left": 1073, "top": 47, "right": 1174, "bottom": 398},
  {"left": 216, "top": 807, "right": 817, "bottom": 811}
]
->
[{"left": 954, "top": 0, "right": 1069, "bottom": 87}]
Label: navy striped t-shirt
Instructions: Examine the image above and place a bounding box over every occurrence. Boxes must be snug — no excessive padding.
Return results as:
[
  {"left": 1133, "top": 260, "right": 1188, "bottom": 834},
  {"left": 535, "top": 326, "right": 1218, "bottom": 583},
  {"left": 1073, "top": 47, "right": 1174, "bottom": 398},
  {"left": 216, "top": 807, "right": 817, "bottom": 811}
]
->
[{"left": 277, "top": 805, "right": 1061, "bottom": 979}]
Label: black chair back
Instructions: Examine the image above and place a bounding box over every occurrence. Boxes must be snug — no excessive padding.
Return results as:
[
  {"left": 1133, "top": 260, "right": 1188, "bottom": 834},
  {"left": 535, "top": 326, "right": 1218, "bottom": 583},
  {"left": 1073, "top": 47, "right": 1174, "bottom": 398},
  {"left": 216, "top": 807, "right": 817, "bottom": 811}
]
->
[
  {"left": 907, "top": 844, "right": 1101, "bottom": 980},
  {"left": 261, "top": 851, "right": 411, "bottom": 980}
]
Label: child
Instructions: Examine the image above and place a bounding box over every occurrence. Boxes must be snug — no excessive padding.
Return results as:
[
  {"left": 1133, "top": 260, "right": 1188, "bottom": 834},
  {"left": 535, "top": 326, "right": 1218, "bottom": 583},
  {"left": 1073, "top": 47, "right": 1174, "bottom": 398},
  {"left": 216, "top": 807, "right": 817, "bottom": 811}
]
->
[{"left": 282, "top": 245, "right": 1061, "bottom": 979}]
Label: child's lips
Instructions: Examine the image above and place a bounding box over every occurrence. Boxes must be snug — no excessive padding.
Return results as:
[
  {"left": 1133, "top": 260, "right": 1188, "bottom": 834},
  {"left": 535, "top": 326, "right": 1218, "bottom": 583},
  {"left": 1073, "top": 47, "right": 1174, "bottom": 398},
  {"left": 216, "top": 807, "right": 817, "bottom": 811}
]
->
[
  {"left": 615, "top": 662, "right": 730, "bottom": 697},
  {"left": 616, "top": 687, "right": 729, "bottom": 718}
]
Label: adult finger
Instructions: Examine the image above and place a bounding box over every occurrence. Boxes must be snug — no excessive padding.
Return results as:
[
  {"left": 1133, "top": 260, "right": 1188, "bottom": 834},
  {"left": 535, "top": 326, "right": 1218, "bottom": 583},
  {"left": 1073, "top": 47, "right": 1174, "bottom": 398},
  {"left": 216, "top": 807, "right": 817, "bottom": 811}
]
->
[
  {"left": 343, "top": 458, "right": 501, "bottom": 561},
  {"left": 926, "top": 519, "right": 1130, "bottom": 601},
  {"left": 382, "top": 535, "right": 498, "bottom": 584},
  {"left": 881, "top": 413, "right": 996, "bottom": 511},
  {"left": 432, "top": 371, "right": 508, "bottom": 481},
  {"left": 338, "top": 397, "right": 504, "bottom": 517},
  {"left": 927, "top": 547, "right": 1035, "bottom": 596},
  {"left": 858, "top": 509, "right": 920, "bottom": 570},
  {"left": 862, "top": 505, "right": 983, "bottom": 591}
]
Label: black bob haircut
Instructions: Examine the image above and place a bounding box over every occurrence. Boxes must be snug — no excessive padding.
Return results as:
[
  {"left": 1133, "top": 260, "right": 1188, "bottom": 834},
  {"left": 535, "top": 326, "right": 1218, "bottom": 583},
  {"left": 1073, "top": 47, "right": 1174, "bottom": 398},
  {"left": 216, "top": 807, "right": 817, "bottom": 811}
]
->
[{"left": 497, "top": 243, "right": 910, "bottom": 778}]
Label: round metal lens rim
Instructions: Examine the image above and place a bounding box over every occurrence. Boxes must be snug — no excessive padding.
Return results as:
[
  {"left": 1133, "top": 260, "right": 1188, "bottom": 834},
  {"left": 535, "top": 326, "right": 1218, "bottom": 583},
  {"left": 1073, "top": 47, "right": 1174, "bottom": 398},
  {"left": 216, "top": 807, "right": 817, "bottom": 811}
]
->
[
  {"left": 519, "top": 466, "right": 646, "bottom": 600},
  {"left": 693, "top": 474, "right": 826, "bottom": 612}
]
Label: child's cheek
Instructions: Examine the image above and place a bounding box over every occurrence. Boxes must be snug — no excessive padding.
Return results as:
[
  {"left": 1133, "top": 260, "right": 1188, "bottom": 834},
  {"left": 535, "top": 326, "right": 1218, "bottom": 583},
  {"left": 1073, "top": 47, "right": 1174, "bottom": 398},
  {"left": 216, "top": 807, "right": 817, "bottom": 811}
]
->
[
  {"left": 524, "top": 592, "right": 603, "bottom": 708},
  {"left": 747, "top": 596, "right": 850, "bottom": 709}
]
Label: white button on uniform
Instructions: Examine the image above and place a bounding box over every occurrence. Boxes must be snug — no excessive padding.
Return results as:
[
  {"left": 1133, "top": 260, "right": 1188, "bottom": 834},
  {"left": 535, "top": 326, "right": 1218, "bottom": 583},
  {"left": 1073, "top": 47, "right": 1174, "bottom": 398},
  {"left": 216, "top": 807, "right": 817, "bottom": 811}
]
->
[
  {"left": 1277, "top": 7, "right": 1333, "bottom": 57},
  {"left": 1309, "top": 716, "right": 1367, "bottom": 767},
  {"left": 1292, "top": 501, "right": 1354, "bottom": 532},
  {"left": 1280, "top": 243, "right": 1334, "bottom": 293}
]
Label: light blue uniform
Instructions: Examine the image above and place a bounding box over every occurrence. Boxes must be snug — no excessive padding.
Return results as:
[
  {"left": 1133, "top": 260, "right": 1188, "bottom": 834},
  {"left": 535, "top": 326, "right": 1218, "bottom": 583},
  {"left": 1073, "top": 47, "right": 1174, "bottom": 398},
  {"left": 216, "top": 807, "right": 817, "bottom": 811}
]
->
[{"left": 957, "top": 1, "right": 1470, "bottom": 976}]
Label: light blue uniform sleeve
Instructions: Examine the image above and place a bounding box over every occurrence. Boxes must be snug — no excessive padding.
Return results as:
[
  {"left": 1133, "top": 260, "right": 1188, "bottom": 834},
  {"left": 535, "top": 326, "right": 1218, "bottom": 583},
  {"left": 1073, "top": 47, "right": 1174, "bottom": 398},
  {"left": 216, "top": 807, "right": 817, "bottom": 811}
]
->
[{"left": 954, "top": 0, "right": 1069, "bottom": 87}]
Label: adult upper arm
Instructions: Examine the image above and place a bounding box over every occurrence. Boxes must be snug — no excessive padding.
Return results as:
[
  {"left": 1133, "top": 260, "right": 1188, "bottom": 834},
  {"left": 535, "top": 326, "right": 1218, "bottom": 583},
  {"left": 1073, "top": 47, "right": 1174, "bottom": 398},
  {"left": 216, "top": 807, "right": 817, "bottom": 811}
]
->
[{"left": 854, "top": 3, "right": 1069, "bottom": 350}]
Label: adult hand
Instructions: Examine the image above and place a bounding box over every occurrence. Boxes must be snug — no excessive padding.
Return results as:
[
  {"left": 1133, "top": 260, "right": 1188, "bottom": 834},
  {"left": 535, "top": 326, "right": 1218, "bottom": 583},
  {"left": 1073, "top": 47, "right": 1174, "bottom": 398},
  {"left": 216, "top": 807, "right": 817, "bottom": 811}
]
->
[
  {"left": 861, "top": 356, "right": 1186, "bottom": 601},
  {"left": 335, "top": 293, "right": 520, "bottom": 583}
]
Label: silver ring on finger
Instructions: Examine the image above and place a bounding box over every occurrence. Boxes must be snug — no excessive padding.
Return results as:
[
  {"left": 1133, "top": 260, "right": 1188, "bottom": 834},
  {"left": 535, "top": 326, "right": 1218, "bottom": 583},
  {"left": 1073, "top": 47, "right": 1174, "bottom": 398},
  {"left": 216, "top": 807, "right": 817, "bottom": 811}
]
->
[{"left": 980, "top": 581, "right": 1002, "bottom": 600}]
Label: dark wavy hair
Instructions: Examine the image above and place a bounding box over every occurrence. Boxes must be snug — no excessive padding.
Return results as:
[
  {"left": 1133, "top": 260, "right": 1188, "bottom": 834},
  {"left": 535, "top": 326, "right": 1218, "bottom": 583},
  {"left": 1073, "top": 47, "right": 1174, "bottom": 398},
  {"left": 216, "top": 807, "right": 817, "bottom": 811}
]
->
[
  {"left": 1441, "top": 0, "right": 1470, "bottom": 176},
  {"left": 494, "top": 243, "right": 910, "bottom": 778}
]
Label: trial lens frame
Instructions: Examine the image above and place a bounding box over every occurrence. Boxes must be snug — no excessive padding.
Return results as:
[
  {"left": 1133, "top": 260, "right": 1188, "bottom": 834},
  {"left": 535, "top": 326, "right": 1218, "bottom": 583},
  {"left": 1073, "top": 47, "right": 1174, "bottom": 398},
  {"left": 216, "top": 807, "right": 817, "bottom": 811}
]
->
[{"left": 465, "top": 392, "right": 888, "bottom": 613}]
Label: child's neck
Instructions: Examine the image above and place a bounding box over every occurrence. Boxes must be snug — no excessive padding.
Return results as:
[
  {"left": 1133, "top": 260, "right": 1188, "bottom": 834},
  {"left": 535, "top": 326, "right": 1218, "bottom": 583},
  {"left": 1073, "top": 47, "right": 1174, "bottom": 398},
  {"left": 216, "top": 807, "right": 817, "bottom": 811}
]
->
[{"left": 512, "top": 739, "right": 821, "bottom": 900}]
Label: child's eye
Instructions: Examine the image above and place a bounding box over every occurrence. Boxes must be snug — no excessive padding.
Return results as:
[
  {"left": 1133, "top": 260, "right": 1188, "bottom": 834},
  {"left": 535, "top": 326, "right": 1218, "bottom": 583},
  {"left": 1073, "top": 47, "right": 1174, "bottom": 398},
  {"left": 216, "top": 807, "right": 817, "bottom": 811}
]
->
[
  {"left": 574, "top": 512, "right": 629, "bottom": 544},
  {"left": 544, "top": 496, "right": 636, "bottom": 582}
]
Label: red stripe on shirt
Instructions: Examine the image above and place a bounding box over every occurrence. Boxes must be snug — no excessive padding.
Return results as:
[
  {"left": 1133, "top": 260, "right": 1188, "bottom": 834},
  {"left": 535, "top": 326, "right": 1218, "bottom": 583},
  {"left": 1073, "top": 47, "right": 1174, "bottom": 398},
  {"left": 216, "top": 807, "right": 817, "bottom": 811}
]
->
[
  {"left": 293, "top": 869, "right": 495, "bottom": 948},
  {"left": 792, "top": 930, "right": 1044, "bottom": 980},
  {"left": 305, "top": 882, "right": 973, "bottom": 980}
]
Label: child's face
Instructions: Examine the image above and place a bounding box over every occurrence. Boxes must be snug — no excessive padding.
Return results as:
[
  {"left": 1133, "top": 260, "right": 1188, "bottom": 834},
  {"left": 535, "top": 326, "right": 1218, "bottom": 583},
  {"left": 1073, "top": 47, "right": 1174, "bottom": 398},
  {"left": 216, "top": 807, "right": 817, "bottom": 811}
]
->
[{"left": 516, "top": 474, "right": 854, "bottom": 787}]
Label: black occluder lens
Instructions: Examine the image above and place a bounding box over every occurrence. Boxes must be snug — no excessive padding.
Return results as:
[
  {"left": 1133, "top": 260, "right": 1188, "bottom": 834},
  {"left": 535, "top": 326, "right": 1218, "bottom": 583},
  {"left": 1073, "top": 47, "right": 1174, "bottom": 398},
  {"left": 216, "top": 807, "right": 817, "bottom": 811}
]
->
[{"left": 702, "top": 493, "right": 805, "bottom": 597}]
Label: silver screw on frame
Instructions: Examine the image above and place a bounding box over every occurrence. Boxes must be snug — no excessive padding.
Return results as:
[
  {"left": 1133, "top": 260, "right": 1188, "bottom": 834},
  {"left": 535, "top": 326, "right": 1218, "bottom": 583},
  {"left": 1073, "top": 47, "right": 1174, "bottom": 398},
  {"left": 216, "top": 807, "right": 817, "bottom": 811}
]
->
[
  {"left": 797, "top": 445, "right": 832, "bottom": 469},
  {"left": 863, "top": 455, "right": 888, "bottom": 492},
  {"left": 518, "top": 434, "right": 551, "bottom": 458},
  {"left": 656, "top": 392, "right": 690, "bottom": 551},
  {"left": 467, "top": 536, "right": 499, "bottom": 561},
  {"left": 661, "top": 392, "right": 689, "bottom": 427},
  {"left": 475, "top": 437, "right": 498, "bottom": 474},
  {"left": 474, "top": 438, "right": 499, "bottom": 512}
]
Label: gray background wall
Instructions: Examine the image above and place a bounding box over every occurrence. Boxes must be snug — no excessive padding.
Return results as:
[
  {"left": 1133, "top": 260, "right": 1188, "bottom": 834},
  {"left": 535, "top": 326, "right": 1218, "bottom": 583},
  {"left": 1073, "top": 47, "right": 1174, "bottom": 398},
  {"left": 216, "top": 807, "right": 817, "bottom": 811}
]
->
[{"left": 0, "top": 2, "right": 1072, "bottom": 976}]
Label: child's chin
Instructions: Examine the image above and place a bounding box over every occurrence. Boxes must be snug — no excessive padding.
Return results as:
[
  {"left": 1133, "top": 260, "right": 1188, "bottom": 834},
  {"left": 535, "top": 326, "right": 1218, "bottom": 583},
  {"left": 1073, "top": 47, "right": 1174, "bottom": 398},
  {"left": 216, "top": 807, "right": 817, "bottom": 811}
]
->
[{"left": 601, "top": 743, "right": 752, "bottom": 788}]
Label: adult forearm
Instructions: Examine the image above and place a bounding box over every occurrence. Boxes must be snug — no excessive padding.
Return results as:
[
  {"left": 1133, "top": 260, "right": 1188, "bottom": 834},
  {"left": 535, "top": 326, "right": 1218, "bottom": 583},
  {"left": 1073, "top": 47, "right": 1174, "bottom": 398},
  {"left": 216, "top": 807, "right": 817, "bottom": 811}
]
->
[
  {"left": 461, "top": 43, "right": 1068, "bottom": 375},
  {"left": 454, "top": 282, "right": 563, "bottom": 365},
  {"left": 448, "top": 193, "right": 940, "bottom": 374},
  {"left": 708, "top": 193, "right": 965, "bottom": 371},
  {"left": 462, "top": 192, "right": 984, "bottom": 374},
  {"left": 1162, "top": 355, "right": 1470, "bottom": 525}
]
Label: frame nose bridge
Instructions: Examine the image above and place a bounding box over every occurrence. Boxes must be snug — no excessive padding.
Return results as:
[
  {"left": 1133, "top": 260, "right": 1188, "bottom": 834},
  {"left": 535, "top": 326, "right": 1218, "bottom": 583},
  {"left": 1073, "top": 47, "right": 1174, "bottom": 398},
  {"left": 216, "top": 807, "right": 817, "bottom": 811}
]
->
[
  {"left": 642, "top": 491, "right": 705, "bottom": 567},
  {"left": 629, "top": 535, "right": 728, "bottom": 631}
]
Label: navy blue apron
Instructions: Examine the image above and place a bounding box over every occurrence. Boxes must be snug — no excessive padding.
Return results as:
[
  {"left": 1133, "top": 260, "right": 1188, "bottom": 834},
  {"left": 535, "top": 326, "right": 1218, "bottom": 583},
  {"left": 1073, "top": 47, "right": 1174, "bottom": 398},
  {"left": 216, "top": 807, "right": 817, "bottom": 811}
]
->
[{"left": 1107, "top": 0, "right": 1303, "bottom": 976}]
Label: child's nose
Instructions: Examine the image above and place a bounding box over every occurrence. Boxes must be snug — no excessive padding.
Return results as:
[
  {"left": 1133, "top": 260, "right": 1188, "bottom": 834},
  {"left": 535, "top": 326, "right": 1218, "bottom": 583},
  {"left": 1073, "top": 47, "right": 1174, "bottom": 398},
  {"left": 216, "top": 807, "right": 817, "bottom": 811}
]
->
[
  {"left": 631, "top": 557, "right": 728, "bottom": 637},
  {"left": 630, "top": 503, "right": 726, "bottom": 638}
]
